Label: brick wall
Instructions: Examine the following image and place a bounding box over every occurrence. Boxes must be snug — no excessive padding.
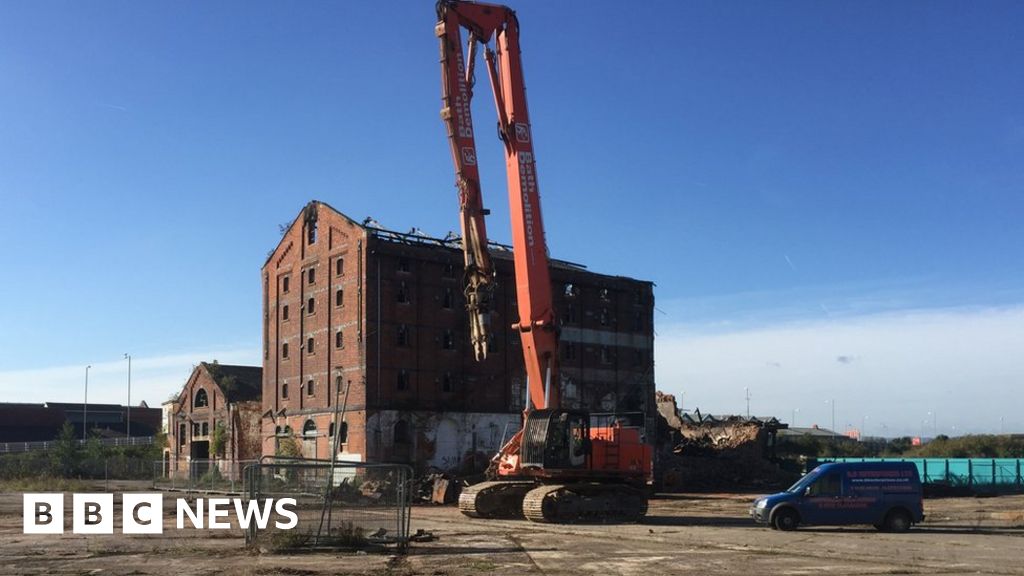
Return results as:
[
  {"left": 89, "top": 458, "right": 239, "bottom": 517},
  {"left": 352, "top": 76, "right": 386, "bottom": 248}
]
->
[
  {"left": 262, "top": 201, "right": 655, "bottom": 467},
  {"left": 262, "top": 203, "right": 369, "bottom": 460}
]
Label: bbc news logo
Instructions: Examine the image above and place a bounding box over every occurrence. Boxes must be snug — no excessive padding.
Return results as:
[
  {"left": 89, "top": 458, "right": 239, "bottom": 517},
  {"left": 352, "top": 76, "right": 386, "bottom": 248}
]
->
[{"left": 23, "top": 493, "right": 298, "bottom": 534}]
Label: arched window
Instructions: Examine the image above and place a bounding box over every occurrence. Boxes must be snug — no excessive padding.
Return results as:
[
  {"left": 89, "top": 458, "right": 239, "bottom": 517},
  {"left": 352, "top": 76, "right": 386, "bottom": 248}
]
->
[
  {"left": 393, "top": 420, "right": 411, "bottom": 445},
  {"left": 303, "top": 419, "right": 317, "bottom": 437},
  {"left": 194, "top": 389, "right": 209, "bottom": 409}
]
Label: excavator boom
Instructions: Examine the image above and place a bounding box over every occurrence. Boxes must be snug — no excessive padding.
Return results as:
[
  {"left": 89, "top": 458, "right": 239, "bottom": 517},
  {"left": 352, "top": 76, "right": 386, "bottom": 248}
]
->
[
  {"left": 436, "top": 0, "right": 559, "bottom": 410},
  {"left": 436, "top": 1, "right": 651, "bottom": 523}
]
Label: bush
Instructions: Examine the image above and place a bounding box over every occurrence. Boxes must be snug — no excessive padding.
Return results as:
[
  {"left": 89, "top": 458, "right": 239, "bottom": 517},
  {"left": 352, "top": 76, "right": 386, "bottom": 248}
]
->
[{"left": 198, "top": 465, "right": 225, "bottom": 487}]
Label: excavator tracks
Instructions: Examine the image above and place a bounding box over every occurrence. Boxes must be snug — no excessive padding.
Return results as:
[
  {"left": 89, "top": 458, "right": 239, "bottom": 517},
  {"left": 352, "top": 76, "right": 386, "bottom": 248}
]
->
[
  {"left": 458, "top": 480, "right": 535, "bottom": 519},
  {"left": 522, "top": 483, "right": 648, "bottom": 523}
]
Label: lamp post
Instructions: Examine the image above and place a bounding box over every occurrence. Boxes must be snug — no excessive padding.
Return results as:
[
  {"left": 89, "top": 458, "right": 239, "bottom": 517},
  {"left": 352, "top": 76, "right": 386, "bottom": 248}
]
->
[
  {"left": 124, "top": 353, "right": 132, "bottom": 439},
  {"left": 84, "top": 365, "right": 91, "bottom": 441}
]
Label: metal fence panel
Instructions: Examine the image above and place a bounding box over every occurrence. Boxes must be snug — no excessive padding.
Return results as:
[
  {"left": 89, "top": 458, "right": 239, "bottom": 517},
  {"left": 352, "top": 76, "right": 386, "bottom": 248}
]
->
[
  {"left": 244, "top": 460, "right": 412, "bottom": 551},
  {"left": 152, "top": 459, "right": 255, "bottom": 493},
  {"left": 0, "top": 436, "right": 155, "bottom": 454}
]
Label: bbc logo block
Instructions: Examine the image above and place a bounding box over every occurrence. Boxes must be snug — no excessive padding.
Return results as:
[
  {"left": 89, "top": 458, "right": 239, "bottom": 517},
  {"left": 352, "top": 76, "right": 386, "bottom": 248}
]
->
[
  {"left": 23, "top": 493, "right": 63, "bottom": 534},
  {"left": 24, "top": 493, "right": 164, "bottom": 535}
]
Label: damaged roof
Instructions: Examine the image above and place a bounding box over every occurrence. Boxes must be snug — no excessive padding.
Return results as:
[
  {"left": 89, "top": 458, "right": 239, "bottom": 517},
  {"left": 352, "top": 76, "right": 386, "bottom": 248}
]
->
[
  {"left": 201, "top": 363, "right": 262, "bottom": 403},
  {"left": 265, "top": 200, "right": 653, "bottom": 283}
]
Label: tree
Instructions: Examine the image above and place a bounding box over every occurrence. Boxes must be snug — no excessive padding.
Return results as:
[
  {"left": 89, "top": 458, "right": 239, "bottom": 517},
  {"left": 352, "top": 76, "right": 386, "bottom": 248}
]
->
[
  {"left": 50, "top": 422, "right": 81, "bottom": 477},
  {"left": 209, "top": 421, "right": 228, "bottom": 458},
  {"left": 82, "top": 432, "right": 105, "bottom": 463}
]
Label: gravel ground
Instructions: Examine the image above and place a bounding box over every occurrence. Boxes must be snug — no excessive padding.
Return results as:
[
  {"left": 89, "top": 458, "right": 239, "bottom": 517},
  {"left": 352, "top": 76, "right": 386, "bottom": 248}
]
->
[{"left": 0, "top": 483, "right": 1021, "bottom": 576}]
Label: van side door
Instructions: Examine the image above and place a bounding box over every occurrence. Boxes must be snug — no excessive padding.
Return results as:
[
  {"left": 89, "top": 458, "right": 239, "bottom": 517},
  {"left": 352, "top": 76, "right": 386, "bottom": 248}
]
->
[
  {"left": 842, "top": 470, "right": 880, "bottom": 525},
  {"left": 799, "top": 471, "right": 843, "bottom": 525}
]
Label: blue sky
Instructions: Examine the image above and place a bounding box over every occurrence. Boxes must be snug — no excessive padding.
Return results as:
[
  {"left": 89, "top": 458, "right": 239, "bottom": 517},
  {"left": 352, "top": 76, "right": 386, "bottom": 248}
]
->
[{"left": 0, "top": 1, "right": 1021, "bottom": 437}]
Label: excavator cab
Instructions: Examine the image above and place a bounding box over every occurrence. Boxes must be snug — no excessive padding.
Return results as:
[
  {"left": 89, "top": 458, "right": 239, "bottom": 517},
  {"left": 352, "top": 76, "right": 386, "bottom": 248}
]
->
[{"left": 520, "top": 409, "right": 590, "bottom": 470}]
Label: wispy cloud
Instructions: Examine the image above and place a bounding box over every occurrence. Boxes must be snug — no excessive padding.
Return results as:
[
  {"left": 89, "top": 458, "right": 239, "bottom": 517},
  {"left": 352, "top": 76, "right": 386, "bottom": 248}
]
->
[
  {"left": 656, "top": 305, "right": 1024, "bottom": 437},
  {"left": 784, "top": 254, "right": 797, "bottom": 272},
  {"left": 0, "top": 347, "right": 260, "bottom": 406},
  {"left": 658, "top": 278, "right": 1024, "bottom": 333}
]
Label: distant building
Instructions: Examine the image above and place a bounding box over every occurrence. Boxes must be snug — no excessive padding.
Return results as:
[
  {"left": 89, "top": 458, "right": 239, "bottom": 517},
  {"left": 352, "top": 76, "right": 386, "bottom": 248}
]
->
[
  {"left": 167, "top": 362, "right": 262, "bottom": 475},
  {"left": 261, "top": 201, "right": 656, "bottom": 470},
  {"left": 0, "top": 402, "right": 160, "bottom": 443},
  {"left": 778, "top": 425, "right": 850, "bottom": 441}
]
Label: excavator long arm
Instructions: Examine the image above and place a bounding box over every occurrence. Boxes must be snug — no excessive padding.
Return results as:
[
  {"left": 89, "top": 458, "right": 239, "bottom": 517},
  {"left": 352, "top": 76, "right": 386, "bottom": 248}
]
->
[{"left": 436, "top": 0, "right": 559, "bottom": 411}]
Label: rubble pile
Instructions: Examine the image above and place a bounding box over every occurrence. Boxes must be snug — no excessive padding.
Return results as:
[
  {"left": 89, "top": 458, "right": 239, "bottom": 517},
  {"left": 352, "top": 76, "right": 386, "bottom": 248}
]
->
[
  {"left": 655, "top": 391, "right": 797, "bottom": 492},
  {"left": 412, "top": 471, "right": 462, "bottom": 504},
  {"left": 674, "top": 420, "right": 766, "bottom": 460}
]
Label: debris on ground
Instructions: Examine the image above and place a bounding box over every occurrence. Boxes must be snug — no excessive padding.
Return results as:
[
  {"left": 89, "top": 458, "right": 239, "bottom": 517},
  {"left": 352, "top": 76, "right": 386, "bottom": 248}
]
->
[
  {"left": 409, "top": 529, "right": 438, "bottom": 542},
  {"left": 413, "top": 471, "right": 462, "bottom": 504},
  {"left": 655, "top": 391, "right": 798, "bottom": 492}
]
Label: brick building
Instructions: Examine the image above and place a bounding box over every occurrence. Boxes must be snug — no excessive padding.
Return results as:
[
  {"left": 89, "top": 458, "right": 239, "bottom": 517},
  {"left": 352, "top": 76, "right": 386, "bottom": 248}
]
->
[
  {"left": 0, "top": 402, "right": 160, "bottom": 443},
  {"left": 167, "top": 362, "right": 262, "bottom": 474},
  {"left": 261, "top": 201, "right": 655, "bottom": 471}
]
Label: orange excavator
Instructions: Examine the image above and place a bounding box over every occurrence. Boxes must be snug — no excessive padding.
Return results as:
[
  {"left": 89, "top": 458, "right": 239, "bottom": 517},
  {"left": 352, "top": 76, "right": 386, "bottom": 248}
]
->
[{"left": 435, "top": 0, "right": 652, "bottom": 522}]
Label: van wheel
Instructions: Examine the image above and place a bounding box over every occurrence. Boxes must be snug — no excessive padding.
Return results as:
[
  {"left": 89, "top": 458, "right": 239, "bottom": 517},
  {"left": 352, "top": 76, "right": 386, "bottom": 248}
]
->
[
  {"left": 773, "top": 508, "right": 799, "bottom": 531},
  {"left": 884, "top": 509, "right": 912, "bottom": 533}
]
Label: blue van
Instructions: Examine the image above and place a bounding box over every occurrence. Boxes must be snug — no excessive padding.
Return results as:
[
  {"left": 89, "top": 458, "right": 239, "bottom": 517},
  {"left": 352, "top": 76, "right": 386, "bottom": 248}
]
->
[{"left": 751, "top": 461, "right": 924, "bottom": 531}]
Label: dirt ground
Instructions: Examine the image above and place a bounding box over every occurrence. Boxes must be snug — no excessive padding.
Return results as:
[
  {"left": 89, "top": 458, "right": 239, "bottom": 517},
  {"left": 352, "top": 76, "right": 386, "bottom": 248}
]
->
[{"left": 1, "top": 482, "right": 1022, "bottom": 576}]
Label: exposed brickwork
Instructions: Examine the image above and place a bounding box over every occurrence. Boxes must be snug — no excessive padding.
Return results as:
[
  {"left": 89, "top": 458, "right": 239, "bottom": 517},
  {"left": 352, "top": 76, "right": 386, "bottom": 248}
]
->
[
  {"left": 262, "top": 204, "right": 368, "bottom": 461},
  {"left": 262, "top": 201, "right": 655, "bottom": 469},
  {"left": 167, "top": 363, "right": 263, "bottom": 473}
]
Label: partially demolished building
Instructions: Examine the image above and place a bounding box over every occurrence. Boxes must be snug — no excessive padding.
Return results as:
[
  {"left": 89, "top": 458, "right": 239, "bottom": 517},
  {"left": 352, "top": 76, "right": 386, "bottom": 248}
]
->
[
  {"left": 261, "top": 201, "right": 655, "bottom": 471},
  {"left": 655, "top": 392, "right": 793, "bottom": 490}
]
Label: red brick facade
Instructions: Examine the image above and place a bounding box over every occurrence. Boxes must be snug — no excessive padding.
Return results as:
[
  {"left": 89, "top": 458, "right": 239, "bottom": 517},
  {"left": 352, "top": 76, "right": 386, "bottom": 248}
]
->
[
  {"left": 168, "top": 363, "right": 262, "bottom": 476},
  {"left": 262, "top": 201, "right": 655, "bottom": 470}
]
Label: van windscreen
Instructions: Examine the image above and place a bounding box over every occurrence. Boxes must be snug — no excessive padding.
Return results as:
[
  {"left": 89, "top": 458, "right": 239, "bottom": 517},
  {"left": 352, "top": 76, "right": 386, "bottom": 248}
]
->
[{"left": 787, "top": 469, "right": 820, "bottom": 493}]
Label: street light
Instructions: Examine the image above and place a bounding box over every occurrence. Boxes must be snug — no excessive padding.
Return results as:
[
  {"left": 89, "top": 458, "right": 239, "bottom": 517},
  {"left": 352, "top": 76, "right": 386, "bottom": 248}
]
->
[
  {"left": 124, "top": 353, "right": 132, "bottom": 439},
  {"left": 84, "top": 365, "right": 91, "bottom": 441}
]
